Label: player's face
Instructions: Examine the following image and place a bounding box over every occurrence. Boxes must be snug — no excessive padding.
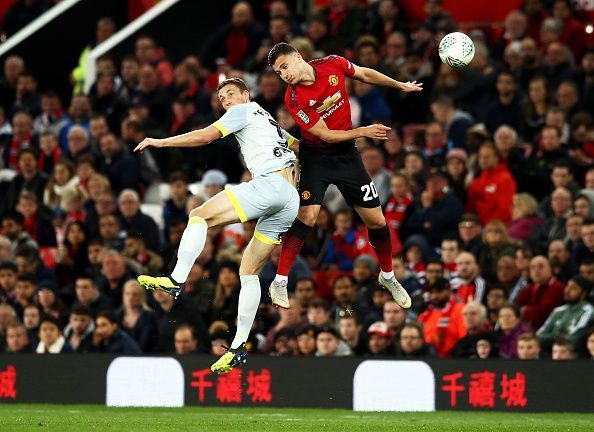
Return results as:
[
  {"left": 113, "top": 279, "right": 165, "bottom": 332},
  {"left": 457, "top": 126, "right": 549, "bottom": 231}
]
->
[
  {"left": 272, "top": 52, "right": 301, "bottom": 85},
  {"left": 217, "top": 85, "right": 250, "bottom": 110}
]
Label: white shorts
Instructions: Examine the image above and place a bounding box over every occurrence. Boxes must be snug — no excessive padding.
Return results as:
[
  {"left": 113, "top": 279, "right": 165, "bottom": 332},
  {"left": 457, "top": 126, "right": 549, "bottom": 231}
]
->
[{"left": 224, "top": 172, "right": 299, "bottom": 244}]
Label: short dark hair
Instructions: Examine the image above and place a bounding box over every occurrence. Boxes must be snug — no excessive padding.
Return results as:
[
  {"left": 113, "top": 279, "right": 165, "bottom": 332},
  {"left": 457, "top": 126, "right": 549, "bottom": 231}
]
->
[
  {"left": 542, "top": 124, "right": 561, "bottom": 137},
  {"left": 426, "top": 258, "right": 444, "bottom": 268},
  {"left": 268, "top": 42, "right": 297, "bottom": 66},
  {"left": 169, "top": 217, "right": 187, "bottom": 228},
  {"left": 17, "top": 273, "right": 37, "bottom": 285},
  {"left": 308, "top": 297, "right": 329, "bottom": 311},
  {"left": 553, "top": 335, "right": 574, "bottom": 351},
  {"left": 497, "top": 69, "right": 516, "bottom": 82},
  {"left": 40, "top": 314, "right": 62, "bottom": 330},
  {"left": 355, "top": 35, "right": 380, "bottom": 53},
  {"left": 2, "top": 211, "right": 24, "bottom": 226},
  {"left": 18, "top": 147, "right": 37, "bottom": 160},
  {"left": 97, "top": 310, "right": 118, "bottom": 325},
  {"left": 69, "top": 304, "right": 93, "bottom": 318},
  {"left": 75, "top": 271, "right": 97, "bottom": 285},
  {"left": 296, "top": 277, "right": 315, "bottom": 287},
  {"left": 441, "top": 236, "right": 462, "bottom": 249},
  {"left": 42, "top": 90, "right": 59, "bottom": 100},
  {"left": 0, "top": 261, "right": 18, "bottom": 272},
  {"left": 478, "top": 141, "right": 501, "bottom": 159},
  {"left": 552, "top": 160, "right": 573, "bottom": 173},
  {"left": 76, "top": 153, "right": 97, "bottom": 169},
  {"left": 338, "top": 311, "right": 359, "bottom": 323},
  {"left": 15, "top": 245, "right": 39, "bottom": 262},
  {"left": 316, "top": 325, "right": 339, "bottom": 339},
  {"left": 432, "top": 95, "right": 454, "bottom": 109},
  {"left": 216, "top": 77, "right": 249, "bottom": 95},
  {"left": 168, "top": 171, "right": 188, "bottom": 184},
  {"left": 333, "top": 274, "right": 354, "bottom": 288}
]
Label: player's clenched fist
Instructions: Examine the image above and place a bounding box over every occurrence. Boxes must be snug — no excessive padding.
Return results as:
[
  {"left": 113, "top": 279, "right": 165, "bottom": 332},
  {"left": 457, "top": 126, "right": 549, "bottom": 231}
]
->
[
  {"left": 134, "top": 137, "right": 163, "bottom": 152},
  {"left": 361, "top": 124, "right": 391, "bottom": 140}
]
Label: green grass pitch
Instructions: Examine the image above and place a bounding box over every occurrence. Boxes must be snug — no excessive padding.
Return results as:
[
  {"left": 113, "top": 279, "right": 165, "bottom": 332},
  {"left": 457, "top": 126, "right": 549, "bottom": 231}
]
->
[{"left": 1, "top": 405, "right": 593, "bottom": 431}]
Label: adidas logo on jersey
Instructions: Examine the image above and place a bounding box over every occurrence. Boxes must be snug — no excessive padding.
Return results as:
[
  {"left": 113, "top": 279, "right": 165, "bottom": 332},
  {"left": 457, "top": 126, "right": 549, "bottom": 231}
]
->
[{"left": 309, "top": 99, "right": 316, "bottom": 106}]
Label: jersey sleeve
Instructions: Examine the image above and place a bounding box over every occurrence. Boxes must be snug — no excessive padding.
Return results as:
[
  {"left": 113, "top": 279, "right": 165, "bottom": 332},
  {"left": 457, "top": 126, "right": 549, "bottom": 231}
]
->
[
  {"left": 330, "top": 55, "right": 355, "bottom": 77},
  {"left": 212, "top": 104, "right": 248, "bottom": 137},
  {"left": 285, "top": 89, "right": 320, "bottom": 131}
]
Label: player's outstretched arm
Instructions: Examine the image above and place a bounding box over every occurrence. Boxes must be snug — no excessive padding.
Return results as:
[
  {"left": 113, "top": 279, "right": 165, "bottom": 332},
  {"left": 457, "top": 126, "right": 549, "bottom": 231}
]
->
[
  {"left": 309, "top": 118, "right": 391, "bottom": 143},
  {"left": 134, "top": 126, "right": 222, "bottom": 152},
  {"left": 352, "top": 64, "right": 423, "bottom": 93}
]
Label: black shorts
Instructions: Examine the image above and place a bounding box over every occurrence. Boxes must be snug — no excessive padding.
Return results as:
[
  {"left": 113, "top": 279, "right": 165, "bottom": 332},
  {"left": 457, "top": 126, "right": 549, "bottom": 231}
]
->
[{"left": 297, "top": 141, "right": 381, "bottom": 208}]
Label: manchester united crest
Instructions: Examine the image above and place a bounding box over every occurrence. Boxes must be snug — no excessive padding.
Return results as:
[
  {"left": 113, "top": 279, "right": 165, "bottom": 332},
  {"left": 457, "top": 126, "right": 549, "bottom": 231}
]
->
[
  {"left": 328, "top": 74, "right": 339, "bottom": 86},
  {"left": 301, "top": 190, "right": 311, "bottom": 200}
]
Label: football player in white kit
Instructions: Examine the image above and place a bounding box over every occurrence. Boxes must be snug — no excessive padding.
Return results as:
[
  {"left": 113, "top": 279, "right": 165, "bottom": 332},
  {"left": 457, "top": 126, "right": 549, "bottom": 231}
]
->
[{"left": 135, "top": 78, "right": 299, "bottom": 373}]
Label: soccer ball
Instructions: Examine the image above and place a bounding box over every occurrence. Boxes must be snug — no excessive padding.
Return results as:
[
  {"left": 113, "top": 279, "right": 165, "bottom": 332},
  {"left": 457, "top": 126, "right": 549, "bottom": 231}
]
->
[{"left": 438, "top": 32, "right": 475, "bottom": 68}]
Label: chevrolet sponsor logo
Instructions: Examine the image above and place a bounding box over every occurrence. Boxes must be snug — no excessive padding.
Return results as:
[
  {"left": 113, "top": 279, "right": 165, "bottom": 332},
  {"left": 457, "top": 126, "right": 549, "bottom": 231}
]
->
[{"left": 315, "top": 91, "right": 342, "bottom": 113}]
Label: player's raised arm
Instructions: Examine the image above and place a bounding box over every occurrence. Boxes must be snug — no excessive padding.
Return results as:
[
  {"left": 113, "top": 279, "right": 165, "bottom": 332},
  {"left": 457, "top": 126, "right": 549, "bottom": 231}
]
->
[
  {"left": 308, "top": 117, "right": 391, "bottom": 143},
  {"left": 134, "top": 126, "right": 223, "bottom": 152},
  {"left": 351, "top": 63, "right": 423, "bottom": 93}
]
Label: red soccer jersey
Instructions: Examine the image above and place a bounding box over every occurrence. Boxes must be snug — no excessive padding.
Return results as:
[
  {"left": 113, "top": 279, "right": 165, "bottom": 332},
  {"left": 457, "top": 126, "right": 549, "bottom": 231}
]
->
[{"left": 285, "top": 55, "right": 355, "bottom": 147}]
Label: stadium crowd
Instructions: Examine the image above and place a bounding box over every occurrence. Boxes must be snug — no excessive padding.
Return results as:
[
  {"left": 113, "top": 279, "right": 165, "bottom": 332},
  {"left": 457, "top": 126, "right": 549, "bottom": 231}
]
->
[{"left": 0, "top": 0, "right": 593, "bottom": 360}]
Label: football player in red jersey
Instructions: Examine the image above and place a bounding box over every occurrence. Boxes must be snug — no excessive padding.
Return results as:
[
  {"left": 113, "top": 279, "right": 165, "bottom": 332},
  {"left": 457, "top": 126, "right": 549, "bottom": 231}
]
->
[{"left": 267, "top": 42, "right": 422, "bottom": 310}]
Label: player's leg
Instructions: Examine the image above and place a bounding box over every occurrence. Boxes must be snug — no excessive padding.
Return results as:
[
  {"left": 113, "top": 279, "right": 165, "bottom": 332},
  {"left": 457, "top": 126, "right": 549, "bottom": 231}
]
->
[
  {"left": 212, "top": 176, "right": 299, "bottom": 373},
  {"left": 138, "top": 187, "right": 244, "bottom": 297},
  {"left": 334, "top": 147, "right": 411, "bottom": 309},
  {"left": 211, "top": 236, "right": 275, "bottom": 373},
  {"left": 273, "top": 150, "right": 329, "bottom": 283},
  {"left": 353, "top": 205, "right": 411, "bottom": 309}
]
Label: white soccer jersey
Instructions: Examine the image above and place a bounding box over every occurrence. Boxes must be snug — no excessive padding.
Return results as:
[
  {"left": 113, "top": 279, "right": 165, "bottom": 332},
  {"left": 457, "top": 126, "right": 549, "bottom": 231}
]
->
[{"left": 212, "top": 102, "right": 296, "bottom": 176}]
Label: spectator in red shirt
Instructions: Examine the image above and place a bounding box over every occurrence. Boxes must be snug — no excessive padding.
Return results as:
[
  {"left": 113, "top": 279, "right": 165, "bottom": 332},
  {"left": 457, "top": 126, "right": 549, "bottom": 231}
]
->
[
  {"left": 419, "top": 277, "right": 466, "bottom": 358},
  {"left": 466, "top": 142, "right": 517, "bottom": 225},
  {"left": 135, "top": 36, "right": 173, "bottom": 88},
  {"left": 523, "top": 0, "right": 550, "bottom": 43},
  {"left": 383, "top": 172, "right": 413, "bottom": 254},
  {"left": 515, "top": 255, "right": 565, "bottom": 329},
  {"left": 200, "top": 1, "right": 266, "bottom": 69},
  {"left": 553, "top": 0, "right": 588, "bottom": 61},
  {"left": 322, "top": 0, "right": 365, "bottom": 49},
  {"left": 451, "top": 251, "right": 487, "bottom": 304},
  {"left": 0, "top": 111, "right": 36, "bottom": 171},
  {"left": 16, "top": 191, "right": 56, "bottom": 248},
  {"left": 440, "top": 236, "right": 462, "bottom": 277}
]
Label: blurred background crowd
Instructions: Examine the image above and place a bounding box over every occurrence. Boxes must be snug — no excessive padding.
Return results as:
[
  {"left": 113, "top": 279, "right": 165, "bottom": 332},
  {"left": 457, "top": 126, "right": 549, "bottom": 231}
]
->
[{"left": 0, "top": 0, "right": 593, "bottom": 360}]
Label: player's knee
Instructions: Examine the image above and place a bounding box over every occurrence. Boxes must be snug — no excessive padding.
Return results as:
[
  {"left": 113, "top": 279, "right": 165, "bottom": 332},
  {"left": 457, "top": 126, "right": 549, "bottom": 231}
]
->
[
  {"left": 365, "top": 216, "right": 386, "bottom": 230},
  {"left": 297, "top": 209, "right": 317, "bottom": 226},
  {"left": 189, "top": 207, "right": 211, "bottom": 224},
  {"left": 239, "top": 263, "right": 259, "bottom": 276}
]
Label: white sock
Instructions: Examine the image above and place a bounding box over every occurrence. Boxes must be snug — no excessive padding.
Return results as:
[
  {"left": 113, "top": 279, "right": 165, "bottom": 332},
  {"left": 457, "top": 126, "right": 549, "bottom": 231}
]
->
[
  {"left": 170, "top": 217, "right": 207, "bottom": 283},
  {"left": 274, "top": 274, "right": 288, "bottom": 284},
  {"left": 381, "top": 270, "right": 395, "bottom": 280},
  {"left": 230, "top": 275, "right": 261, "bottom": 349}
]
